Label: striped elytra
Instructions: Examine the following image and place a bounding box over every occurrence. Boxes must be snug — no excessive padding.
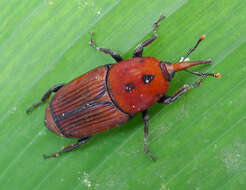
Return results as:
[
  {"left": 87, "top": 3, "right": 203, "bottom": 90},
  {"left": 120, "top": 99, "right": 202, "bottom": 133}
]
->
[{"left": 45, "top": 66, "right": 129, "bottom": 138}]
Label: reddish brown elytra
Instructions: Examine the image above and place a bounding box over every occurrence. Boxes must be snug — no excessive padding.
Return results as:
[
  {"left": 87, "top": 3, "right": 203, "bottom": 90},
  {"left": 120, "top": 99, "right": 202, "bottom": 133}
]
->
[{"left": 26, "top": 15, "right": 220, "bottom": 160}]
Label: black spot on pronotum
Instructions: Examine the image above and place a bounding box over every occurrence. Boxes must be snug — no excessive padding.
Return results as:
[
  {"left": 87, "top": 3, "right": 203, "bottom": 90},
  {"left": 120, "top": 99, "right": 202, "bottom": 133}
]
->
[
  {"left": 125, "top": 82, "right": 136, "bottom": 92},
  {"left": 155, "top": 93, "right": 161, "bottom": 98},
  {"left": 140, "top": 58, "right": 144, "bottom": 63},
  {"left": 142, "top": 74, "right": 155, "bottom": 84}
]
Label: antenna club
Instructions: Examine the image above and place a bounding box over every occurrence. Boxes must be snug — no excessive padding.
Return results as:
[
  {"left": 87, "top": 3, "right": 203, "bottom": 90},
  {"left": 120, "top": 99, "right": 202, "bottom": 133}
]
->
[
  {"left": 215, "top": 73, "right": 221, "bottom": 78},
  {"left": 200, "top": 35, "right": 206, "bottom": 41}
]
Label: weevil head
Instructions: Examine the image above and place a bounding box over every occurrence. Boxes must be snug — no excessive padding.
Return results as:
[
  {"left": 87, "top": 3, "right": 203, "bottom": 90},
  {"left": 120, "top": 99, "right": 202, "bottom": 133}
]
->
[{"left": 160, "top": 59, "right": 213, "bottom": 81}]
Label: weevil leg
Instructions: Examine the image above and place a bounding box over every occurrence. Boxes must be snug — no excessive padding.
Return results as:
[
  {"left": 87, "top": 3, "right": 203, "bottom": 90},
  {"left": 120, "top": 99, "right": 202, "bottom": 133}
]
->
[
  {"left": 158, "top": 78, "right": 204, "bottom": 104},
  {"left": 89, "top": 32, "right": 123, "bottom": 62},
  {"left": 43, "top": 136, "right": 92, "bottom": 159},
  {"left": 26, "top": 84, "right": 65, "bottom": 114},
  {"left": 142, "top": 110, "right": 156, "bottom": 161},
  {"left": 133, "top": 15, "right": 165, "bottom": 58}
]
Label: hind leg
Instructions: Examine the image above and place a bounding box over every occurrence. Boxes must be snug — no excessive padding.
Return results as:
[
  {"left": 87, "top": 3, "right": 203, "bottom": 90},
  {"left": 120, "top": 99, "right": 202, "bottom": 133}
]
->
[
  {"left": 26, "top": 84, "right": 65, "bottom": 113},
  {"left": 43, "top": 136, "right": 92, "bottom": 159}
]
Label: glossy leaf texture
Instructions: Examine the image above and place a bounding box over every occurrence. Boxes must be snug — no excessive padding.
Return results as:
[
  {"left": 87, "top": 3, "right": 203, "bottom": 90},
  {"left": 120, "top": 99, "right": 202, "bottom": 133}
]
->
[{"left": 0, "top": 0, "right": 246, "bottom": 189}]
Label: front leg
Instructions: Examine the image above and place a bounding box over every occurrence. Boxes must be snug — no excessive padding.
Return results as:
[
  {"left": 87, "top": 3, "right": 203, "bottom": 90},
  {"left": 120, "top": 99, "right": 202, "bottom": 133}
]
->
[
  {"left": 158, "top": 78, "right": 204, "bottom": 104},
  {"left": 142, "top": 110, "right": 156, "bottom": 161},
  {"left": 133, "top": 15, "right": 165, "bottom": 58}
]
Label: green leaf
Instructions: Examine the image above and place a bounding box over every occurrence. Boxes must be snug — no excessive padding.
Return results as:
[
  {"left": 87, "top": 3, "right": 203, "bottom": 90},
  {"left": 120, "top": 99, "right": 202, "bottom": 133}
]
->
[{"left": 1, "top": 0, "right": 246, "bottom": 189}]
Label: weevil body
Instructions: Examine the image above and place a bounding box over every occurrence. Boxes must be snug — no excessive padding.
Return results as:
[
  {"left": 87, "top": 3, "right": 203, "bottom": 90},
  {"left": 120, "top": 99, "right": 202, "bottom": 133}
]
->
[{"left": 27, "top": 16, "right": 220, "bottom": 160}]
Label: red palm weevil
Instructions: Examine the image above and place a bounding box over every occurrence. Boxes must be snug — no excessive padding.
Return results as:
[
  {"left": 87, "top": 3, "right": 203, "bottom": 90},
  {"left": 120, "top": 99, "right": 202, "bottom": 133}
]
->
[{"left": 26, "top": 16, "right": 220, "bottom": 160}]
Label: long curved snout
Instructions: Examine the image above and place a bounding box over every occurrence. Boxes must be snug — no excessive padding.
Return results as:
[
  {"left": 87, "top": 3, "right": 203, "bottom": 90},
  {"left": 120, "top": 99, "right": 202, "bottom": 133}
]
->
[{"left": 162, "top": 60, "right": 221, "bottom": 80}]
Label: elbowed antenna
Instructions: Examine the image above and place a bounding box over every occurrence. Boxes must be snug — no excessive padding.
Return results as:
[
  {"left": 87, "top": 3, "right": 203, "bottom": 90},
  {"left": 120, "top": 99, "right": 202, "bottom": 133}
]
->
[
  {"left": 181, "top": 35, "right": 206, "bottom": 62},
  {"left": 167, "top": 60, "right": 221, "bottom": 78},
  {"left": 164, "top": 59, "right": 221, "bottom": 79},
  {"left": 168, "top": 34, "right": 221, "bottom": 78}
]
